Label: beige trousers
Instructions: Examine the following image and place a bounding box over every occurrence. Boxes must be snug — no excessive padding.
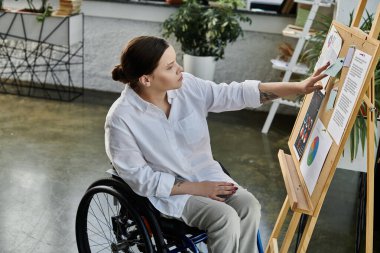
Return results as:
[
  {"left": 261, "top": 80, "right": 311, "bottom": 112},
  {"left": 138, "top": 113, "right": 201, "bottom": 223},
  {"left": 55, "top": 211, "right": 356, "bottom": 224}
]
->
[{"left": 181, "top": 186, "right": 261, "bottom": 253}]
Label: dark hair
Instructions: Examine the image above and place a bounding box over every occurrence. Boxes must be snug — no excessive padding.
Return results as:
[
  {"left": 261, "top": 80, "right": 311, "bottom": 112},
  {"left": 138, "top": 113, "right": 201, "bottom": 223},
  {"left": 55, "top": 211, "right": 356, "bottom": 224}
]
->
[{"left": 112, "top": 36, "right": 170, "bottom": 90}]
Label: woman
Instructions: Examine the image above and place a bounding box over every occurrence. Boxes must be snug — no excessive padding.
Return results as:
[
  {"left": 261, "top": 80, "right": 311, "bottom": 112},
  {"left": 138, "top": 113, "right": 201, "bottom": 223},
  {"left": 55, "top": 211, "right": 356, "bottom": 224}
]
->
[{"left": 106, "top": 36, "right": 328, "bottom": 253}]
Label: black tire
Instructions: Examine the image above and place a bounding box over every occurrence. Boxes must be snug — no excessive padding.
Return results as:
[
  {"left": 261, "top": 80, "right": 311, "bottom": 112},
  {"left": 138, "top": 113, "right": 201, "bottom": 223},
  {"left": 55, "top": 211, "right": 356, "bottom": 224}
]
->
[
  {"left": 87, "top": 177, "right": 131, "bottom": 193},
  {"left": 85, "top": 177, "right": 167, "bottom": 253},
  {"left": 76, "top": 185, "right": 154, "bottom": 253},
  {"left": 87, "top": 178, "right": 149, "bottom": 209}
]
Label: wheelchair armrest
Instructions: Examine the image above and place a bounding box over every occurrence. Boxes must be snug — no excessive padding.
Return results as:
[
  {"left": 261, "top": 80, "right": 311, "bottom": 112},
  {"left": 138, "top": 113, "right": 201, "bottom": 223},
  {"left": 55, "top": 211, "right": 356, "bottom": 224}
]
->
[{"left": 107, "top": 167, "right": 162, "bottom": 215}]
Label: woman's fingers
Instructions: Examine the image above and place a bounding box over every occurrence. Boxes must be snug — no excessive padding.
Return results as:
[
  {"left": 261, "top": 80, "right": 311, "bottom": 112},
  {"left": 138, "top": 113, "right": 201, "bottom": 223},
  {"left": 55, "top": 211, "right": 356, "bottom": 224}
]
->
[
  {"left": 213, "top": 196, "right": 226, "bottom": 202},
  {"left": 306, "top": 81, "right": 323, "bottom": 91},
  {"left": 302, "top": 71, "right": 327, "bottom": 94},
  {"left": 200, "top": 181, "right": 238, "bottom": 201},
  {"left": 311, "top": 73, "right": 328, "bottom": 83},
  {"left": 216, "top": 183, "right": 238, "bottom": 198},
  {"left": 218, "top": 182, "right": 235, "bottom": 186},
  {"left": 217, "top": 183, "right": 237, "bottom": 192},
  {"left": 313, "top": 61, "right": 330, "bottom": 77}
]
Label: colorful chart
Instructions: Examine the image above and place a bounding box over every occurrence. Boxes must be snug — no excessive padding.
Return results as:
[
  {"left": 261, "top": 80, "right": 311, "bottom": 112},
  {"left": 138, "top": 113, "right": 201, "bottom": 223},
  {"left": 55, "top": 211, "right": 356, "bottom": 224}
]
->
[{"left": 307, "top": 136, "right": 319, "bottom": 166}]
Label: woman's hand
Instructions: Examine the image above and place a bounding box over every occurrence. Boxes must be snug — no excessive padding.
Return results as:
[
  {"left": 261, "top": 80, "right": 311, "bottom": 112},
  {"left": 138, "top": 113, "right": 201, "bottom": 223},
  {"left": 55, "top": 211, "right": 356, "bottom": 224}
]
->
[
  {"left": 297, "top": 62, "right": 330, "bottom": 95},
  {"left": 171, "top": 180, "right": 237, "bottom": 201},
  {"left": 196, "top": 181, "right": 238, "bottom": 202},
  {"left": 258, "top": 62, "right": 331, "bottom": 103}
]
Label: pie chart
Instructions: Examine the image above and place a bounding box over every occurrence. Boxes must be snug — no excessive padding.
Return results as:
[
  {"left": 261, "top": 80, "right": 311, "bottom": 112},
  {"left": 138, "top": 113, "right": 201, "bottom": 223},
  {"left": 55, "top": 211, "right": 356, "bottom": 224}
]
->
[{"left": 307, "top": 136, "right": 319, "bottom": 166}]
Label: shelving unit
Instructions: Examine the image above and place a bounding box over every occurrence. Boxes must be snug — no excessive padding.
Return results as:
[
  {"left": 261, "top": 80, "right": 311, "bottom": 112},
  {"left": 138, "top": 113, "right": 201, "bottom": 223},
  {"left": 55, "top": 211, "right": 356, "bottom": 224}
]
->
[
  {"left": 261, "top": 0, "right": 334, "bottom": 134},
  {"left": 282, "top": 24, "right": 316, "bottom": 39},
  {"left": 271, "top": 58, "right": 309, "bottom": 75},
  {"left": 0, "top": 12, "right": 84, "bottom": 101},
  {"left": 295, "top": 0, "right": 333, "bottom": 7}
]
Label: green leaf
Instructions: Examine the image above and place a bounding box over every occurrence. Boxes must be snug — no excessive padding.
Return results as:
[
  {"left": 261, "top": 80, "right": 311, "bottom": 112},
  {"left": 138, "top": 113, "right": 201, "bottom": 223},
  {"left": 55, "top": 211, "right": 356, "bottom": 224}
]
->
[
  {"left": 161, "top": 2, "right": 251, "bottom": 60},
  {"left": 355, "top": 119, "right": 359, "bottom": 159},
  {"left": 350, "top": 126, "right": 355, "bottom": 161}
]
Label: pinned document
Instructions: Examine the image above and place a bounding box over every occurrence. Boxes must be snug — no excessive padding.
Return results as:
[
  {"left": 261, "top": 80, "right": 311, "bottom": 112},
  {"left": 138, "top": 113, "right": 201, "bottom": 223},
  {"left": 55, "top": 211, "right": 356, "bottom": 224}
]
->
[
  {"left": 323, "top": 58, "right": 344, "bottom": 77},
  {"left": 328, "top": 49, "right": 372, "bottom": 144},
  {"left": 343, "top": 47, "right": 355, "bottom": 67},
  {"left": 326, "top": 88, "right": 338, "bottom": 111}
]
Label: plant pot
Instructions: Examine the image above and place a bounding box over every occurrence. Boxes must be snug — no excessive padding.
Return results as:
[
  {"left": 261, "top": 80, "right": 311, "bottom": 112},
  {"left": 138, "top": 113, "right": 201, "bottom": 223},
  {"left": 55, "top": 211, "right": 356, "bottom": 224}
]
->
[
  {"left": 183, "top": 54, "right": 216, "bottom": 81},
  {"left": 337, "top": 119, "right": 380, "bottom": 172},
  {"left": 165, "top": 0, "right": 182, "bottom": 5}
]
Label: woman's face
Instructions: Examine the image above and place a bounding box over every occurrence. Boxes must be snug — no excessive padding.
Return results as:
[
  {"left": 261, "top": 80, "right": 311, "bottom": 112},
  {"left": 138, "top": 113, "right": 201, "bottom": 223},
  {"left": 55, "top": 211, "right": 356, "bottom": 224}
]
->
[{"left": 149, "top": 45, "right": 184, "bottom": 92}]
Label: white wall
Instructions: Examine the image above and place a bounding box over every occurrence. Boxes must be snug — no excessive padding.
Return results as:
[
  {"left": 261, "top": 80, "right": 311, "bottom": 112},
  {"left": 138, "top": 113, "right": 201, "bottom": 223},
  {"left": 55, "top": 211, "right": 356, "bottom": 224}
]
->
[
  {"left": 335, "top": 0, "right": 380, "bottom": 26},
  {"left": 2, "top": 0, "right": 296, "bottom": 93}
]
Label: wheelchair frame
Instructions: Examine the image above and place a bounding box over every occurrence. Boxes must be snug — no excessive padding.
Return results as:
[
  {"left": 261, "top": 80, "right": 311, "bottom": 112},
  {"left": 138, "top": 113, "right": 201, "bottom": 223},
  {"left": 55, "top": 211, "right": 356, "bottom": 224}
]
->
[{"left": 75, "top": 168, "right": 264, "bottom": 253}]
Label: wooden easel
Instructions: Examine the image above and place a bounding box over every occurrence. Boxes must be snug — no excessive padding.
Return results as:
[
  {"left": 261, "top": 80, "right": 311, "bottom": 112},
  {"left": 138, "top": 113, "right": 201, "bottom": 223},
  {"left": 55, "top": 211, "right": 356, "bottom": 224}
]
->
[{"left": 266, "top": 0, "right": 380, "bottom": 252}]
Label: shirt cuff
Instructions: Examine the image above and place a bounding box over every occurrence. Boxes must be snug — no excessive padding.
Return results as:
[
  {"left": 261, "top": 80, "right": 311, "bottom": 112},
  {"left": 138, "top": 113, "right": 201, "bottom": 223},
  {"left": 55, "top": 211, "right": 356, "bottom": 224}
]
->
[
  {"left": 155, "top": 172, "right": 176, "bottom": 198},
  {"left": 242, "top": 80, "right": 262, "bottom": 108}
]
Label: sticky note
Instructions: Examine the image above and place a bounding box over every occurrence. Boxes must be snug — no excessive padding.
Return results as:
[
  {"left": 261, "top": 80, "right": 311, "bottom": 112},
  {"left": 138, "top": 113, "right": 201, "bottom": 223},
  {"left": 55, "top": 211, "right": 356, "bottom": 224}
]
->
[
  {"left": 326, "top": 88, "right": 338, "bottom": 111},
  {"left": 324, "top": 58, "right": 345, "bottom": 77},
  {"left": 343, "top": 47, "right": 355, "bottom": 67}
]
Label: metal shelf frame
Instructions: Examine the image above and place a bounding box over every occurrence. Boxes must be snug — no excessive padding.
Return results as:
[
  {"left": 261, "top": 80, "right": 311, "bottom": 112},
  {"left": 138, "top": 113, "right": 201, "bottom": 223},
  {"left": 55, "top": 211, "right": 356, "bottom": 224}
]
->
[{"left": 0, "top": 12, "right": 84, "bottom": 101}]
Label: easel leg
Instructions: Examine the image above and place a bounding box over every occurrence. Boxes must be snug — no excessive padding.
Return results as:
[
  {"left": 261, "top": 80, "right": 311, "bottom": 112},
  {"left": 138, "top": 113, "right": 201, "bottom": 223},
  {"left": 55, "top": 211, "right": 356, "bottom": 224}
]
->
[
  {"left": 295, "top": 215, "right": 318, "bottom": 253},
  {"left": 280, "top": 212, "right": 302, "bottom": 253},
  {"left": 365, "top": 75, "right": 375, "bottom": 253},
  {"left": 265, "top": 196, "right": 290, "bottom": 253}
]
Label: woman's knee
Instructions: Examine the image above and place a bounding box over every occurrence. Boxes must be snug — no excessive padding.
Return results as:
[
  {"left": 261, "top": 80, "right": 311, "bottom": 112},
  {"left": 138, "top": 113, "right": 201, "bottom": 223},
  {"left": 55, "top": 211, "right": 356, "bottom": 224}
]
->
[
  {"left": 236, "top": 190, "right": 262, "bottom": 220},
  {"left": 250, "top": 194, "right": 261, "bottom": 217},
  {"left": 208, "top": 205, "right": 241, "bottom": 236}
]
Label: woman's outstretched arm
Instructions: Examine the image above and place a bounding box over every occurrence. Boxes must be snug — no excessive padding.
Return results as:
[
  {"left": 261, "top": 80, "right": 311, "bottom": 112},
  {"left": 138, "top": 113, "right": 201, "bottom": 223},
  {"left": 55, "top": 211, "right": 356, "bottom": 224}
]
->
[{"left": 258, "top": 62, "right": 330, "bottom": 104}]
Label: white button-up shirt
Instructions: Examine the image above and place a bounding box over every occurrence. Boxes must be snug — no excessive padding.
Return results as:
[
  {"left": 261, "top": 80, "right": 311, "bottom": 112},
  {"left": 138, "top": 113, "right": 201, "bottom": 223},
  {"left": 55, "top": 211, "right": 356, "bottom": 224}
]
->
[{"left": 105, "top": 72, "right": 262, "bottom": 218}]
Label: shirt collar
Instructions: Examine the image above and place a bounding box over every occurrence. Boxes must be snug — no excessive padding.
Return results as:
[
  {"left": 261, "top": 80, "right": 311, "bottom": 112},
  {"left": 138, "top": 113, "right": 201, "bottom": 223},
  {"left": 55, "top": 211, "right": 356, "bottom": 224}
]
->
[
  {"left": 167, "top": 89, "right": 177, "bottom": 105},
  {"left": 124, "top": 86, "right": 149, "bottom": 112},
  {"left": 124, "top": 86, "right": 178, "bottom": 112}
]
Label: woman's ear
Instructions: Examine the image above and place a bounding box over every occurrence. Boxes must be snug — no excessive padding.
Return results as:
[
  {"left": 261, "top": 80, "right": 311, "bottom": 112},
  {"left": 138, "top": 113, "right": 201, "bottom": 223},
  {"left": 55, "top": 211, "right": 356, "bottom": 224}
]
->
[{"left": 139, "top": 75, "right": 151, "bottom": 87}]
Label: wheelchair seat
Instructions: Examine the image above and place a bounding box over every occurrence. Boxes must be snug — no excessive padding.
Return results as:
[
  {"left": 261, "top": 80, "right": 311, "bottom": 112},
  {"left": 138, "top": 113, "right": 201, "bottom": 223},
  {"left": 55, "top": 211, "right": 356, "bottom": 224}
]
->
[{"left": 75, "top": 167, "right": 264, "bottom": 253}]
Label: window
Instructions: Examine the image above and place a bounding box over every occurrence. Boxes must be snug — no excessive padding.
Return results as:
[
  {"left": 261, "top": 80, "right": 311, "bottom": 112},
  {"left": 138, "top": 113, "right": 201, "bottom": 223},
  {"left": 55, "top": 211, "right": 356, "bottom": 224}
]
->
[{"left": 247, "top": 0, "right": 296, "bottom": 14}]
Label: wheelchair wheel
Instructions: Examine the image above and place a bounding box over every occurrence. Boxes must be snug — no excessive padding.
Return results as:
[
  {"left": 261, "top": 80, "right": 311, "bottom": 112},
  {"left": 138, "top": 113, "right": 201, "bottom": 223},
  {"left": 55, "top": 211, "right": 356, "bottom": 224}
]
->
[{"left": 76, "top": 185, "right": 154, "bottom": 253}]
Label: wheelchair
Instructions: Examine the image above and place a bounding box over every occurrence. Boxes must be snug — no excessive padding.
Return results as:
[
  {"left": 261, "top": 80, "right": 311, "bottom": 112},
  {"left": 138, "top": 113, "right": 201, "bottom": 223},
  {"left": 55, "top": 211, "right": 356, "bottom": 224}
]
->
[{"left": 75, "top": 167, "right": 264, "bottom": 253}]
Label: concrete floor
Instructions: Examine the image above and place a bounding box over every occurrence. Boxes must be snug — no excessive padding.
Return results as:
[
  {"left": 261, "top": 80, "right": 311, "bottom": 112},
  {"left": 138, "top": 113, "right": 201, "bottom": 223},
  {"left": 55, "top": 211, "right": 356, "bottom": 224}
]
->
[{"left": 0, "top": 91, "right": 378, "bottom": 253}]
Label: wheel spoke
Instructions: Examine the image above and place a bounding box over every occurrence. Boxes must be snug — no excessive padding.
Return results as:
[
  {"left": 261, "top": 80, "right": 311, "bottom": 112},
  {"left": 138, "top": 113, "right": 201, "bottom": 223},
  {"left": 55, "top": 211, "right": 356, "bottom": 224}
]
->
[
  {"left": 95, "top": 193, "right": 114, "bottom": 232},
  {"left": 88, "top": 206, "right": 114, "bottom": 231},
  {"left": 88, "top": 238, "right": 110, "bottom": 248},
  {"left": 95, "top": 242, "right": 113, "bottom": 253},
  {"left": 89, "top": 204, "right": 114, "bottom": 234},
  {"left": 90, "top": 195, "right": 114, "bottom": 249},
  {"left": 105, "top": 193, "right": 117, "bottom": 217},
  {"left": 104, "top": 193, "right": 113, "bottom": 244},
  {"left": 87, "top": 223, "right": 112, "bottom": 241},
  {"left": 79, "top": 184, "right": 152, "bottom": 253}
]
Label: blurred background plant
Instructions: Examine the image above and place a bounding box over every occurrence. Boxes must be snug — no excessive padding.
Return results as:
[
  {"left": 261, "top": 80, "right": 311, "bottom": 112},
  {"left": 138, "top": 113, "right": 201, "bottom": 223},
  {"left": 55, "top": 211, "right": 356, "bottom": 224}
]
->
[
  {"left": 4, "top": 0, "right": 53, "bottom": 20},
  {"left": 162, "top": 0, "right": 251, "bottom": 60}
]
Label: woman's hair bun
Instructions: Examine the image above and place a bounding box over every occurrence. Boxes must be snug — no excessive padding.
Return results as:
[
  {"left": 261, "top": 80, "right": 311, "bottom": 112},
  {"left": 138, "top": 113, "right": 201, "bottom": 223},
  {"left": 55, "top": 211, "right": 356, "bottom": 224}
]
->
[
  {"left": 112, "top": 36, "right": 169, "bottom": 88},
  {"left": 112, "top": 64, "right": 129, "bottom": 84}
]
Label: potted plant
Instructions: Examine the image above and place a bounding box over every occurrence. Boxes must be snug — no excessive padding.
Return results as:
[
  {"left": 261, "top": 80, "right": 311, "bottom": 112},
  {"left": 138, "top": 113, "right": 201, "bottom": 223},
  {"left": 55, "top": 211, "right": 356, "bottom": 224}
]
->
[
  {"left": 11, "top": 0, "right": 53, "bottom": 21},
  {"left": 162, "top": 0, "right": 251, "bottom": 80}
]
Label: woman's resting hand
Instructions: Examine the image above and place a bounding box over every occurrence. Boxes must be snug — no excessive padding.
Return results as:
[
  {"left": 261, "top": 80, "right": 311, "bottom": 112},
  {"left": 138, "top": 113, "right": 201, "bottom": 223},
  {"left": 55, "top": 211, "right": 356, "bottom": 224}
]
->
[
  {"left": 196, "top": 181, "right": 238, "bottom": 202},
  {"left": 171, "top": 180, "right": 238, "bottom": 202}
]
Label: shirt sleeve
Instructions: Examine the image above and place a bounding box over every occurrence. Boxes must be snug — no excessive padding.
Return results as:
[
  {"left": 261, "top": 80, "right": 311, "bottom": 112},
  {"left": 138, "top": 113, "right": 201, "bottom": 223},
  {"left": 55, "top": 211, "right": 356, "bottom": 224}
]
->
[
  {"left": 184, "top": 72, "right": 263, "bottom": 113},
  {"left": 105, "top": 115, "right": 175, "bottom": 198}
]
